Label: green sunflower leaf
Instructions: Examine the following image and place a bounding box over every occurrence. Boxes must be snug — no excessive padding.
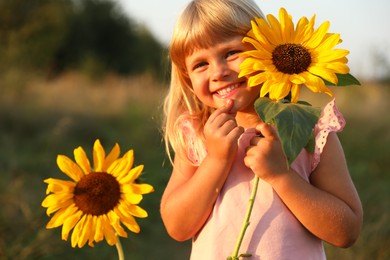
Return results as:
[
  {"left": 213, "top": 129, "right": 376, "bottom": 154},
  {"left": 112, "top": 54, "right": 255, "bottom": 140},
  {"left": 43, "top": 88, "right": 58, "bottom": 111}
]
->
[
  {"left": 337, "top": 73, "right": 361, "bottom": 86},
  {"left": 324, "top": 73, "right": 361, "bottom": 86},
  {"left": 254, "top": 98, "right": 321, "bottom": 166}
]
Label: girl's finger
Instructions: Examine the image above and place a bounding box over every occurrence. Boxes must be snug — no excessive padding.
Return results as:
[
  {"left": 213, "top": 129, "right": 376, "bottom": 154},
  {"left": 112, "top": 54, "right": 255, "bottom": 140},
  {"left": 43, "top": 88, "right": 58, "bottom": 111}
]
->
[
  {"left": 219, "top": 99, "right": 234, "bottom": 114},
  {"left": 249, "top": 135, "right": 263, "bottom": 146},
  {"left": 208, "top": 99, "right": 234, "bottom": 122},
  {"left": 255, "top": 122, "right": 278, "bottom": 140}
]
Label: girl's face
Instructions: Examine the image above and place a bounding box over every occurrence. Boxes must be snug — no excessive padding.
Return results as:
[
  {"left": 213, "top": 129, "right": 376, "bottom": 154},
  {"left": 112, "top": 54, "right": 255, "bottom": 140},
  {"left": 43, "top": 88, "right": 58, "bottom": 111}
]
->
[{"left": 185, "top": 36, "right": 261, "bottom": 113}]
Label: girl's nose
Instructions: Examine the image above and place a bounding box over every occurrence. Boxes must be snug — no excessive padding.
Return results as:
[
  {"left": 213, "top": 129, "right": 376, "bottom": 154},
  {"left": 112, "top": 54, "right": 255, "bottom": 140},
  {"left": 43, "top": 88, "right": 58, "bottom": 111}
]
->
[{"left": 211, "top": 61, "right": 230, "bottom": 81}]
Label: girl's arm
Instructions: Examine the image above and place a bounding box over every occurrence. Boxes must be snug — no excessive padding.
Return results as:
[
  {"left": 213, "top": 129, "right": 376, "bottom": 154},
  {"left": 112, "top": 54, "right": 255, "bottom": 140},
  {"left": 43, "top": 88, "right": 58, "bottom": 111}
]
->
[
  {"left": 245, "top": 123, "right": 363, "bottom": 247},
  {"left": 307, "top": 132, "right": 363, "bottom": 247},
  {"left": 161, "top": 101, "right": 244, "bottom": 241},
  {"left": 160, "top": 153, "right": 233, "bottom": 241}
]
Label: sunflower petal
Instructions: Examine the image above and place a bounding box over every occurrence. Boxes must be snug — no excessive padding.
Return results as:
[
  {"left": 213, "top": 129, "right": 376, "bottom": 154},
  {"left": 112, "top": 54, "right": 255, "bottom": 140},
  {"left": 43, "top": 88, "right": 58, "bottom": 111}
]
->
[
  {"left": 303, "top": 72, "right": 334, "bottom": 96},
  {"left": 289, "top": 74, "right": 306, "bottom": 85},
  {"left": 115, "top": 206, "right": 141, "bottom": 233},
  {"left": 93, "top": 139, "right": 105, "bottom": 172},
  {"left": 269, "top": 81, "right": 290, "bottom": 101},
  {"left": 57, "top": 155, "right": 84, "bottom": 182},
  {"left": 300, "top": 14, "right": 317, "bottom": 44},
  {"left": 94, "top": 216, "right": 104, "bottom": 242},
  {"left": 308, "top": 66, "right": 338, "bottom": 85},
  {"left": 71, "top": 214, "right": 86, "bottom": 248},
  {"left": 61, "top": 210, "right": 83, "bottom": 241},
  {"left": 305, "top": 21, "right": 330, "bottom": 49},
  {"left": 239, "top": 58, "right": 265, "bottom": 78},
  {"left": 131, "top": 183, "right": 154, "bottom": 195},
  {"left": 270, "top": 73, "right": 291, "bottom": 101},
  {"left": 127, "top": 204, "right": 148, "bottom": 218},
  {"left": 101, "top": 214, "right": 117, "bottom": 246},
  {"left": 108, "top": 211, "right": 128, "bottom": 238},
  {"left": 121, "top": 216, "right": 141, "bottom": 233},
  {"left": 87, "top": 215, "right": 97, "bottom": 247},
  {"left": 74, "top": 146, "right": 91, "bottom": 175},
  {"left": 279, "top": 8, "right": 294, "bottom": 42},
  {"left": 326, "top": 62, "right": 350, "bottom": 74},
  {"left": 77, "top": 215, "right": 93, "bottom": 248},
  {"left": 46, "top": 203, "right": 78, "bottom": 228},
  {"left": 290, "top": 84, "right": 301, "bottom": 103},
  {"left": 121, "top": 186, "right": 143, "bottom": 204},
  {"left": 267, "top": 13, "right": 283, "bottom": 43},
  {"left": 108, "top": 150, "right": 134, "bottom": 178},
  {"left": 118, "top": 165, "right": 144, "bottom": 183},
  {"left": 243, "top": 36, "right": 262, "bottom": 53},
  {"left": 314, "top": 33, "right": 341, "bottom": 52},
  {"left": 316, "top": 49, "right": 350, "bottom": 63},
  {"left": 103, "top": 143, "right": 120, "bottom": 171},
  {"left": 109, "top": 158, "right": 130, "bottom": 179},
  {"left": 42, "top": 193, "right": 74, "bottom": 215},
  {"left": 251, "top": 22, "right": 275, "bottom": 53},
  {"left": 294, "top": 16, "right": 309, "bottom": 43},
  {"left": 241, "top": 49, "right": 271, "bottom": 60},
  {"left": 247, "top": 73, "right": 267, "bottom": 88},
  {"left": 260, "top": 79, "right": 273, "bottom": 97},
  {"left": 44, "top": 196, "right": 74, "bottom": 216},
  {"left": 44, "top": 178, "right": 75, "bottom": 195}
]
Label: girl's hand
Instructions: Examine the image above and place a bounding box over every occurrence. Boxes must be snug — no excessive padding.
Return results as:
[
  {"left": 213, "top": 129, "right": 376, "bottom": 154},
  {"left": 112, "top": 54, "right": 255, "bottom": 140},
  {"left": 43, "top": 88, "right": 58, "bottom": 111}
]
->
[
  {"left": 204, "top": 100, "right": 244, "bottom": 162},
  {"left": 244, "top": 122, "right": 289, "bottom": 183}
]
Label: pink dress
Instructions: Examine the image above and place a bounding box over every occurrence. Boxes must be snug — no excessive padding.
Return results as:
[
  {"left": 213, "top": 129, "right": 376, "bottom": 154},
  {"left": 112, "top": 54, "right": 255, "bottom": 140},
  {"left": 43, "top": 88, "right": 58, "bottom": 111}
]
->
[{"left": 182, "top": 99, "right": 345, "bottom": 260}]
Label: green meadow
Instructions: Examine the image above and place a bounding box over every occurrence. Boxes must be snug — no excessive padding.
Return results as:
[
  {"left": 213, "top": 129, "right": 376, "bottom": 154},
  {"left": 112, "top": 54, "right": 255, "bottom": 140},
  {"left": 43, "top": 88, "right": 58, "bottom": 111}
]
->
[{"left": 0, "top": 72, "right": 389, "bottom": 259}]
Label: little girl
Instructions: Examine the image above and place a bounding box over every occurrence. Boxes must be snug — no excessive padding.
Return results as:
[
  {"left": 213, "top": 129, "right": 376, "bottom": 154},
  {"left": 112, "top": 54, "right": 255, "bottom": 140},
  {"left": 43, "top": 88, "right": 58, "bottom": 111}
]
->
[{"left": 160, "top": 0, "right": 363, "bottom": 259}]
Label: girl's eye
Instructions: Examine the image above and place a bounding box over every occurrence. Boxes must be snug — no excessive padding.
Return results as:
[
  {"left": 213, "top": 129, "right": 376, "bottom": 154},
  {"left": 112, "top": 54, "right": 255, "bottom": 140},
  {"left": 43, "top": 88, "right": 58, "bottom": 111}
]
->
[
  {"left": 193, "top": 61, "right": 208, "bottom": 70},
  {"left": 226, "top": 50, "right": 241, "bottom": 59}
]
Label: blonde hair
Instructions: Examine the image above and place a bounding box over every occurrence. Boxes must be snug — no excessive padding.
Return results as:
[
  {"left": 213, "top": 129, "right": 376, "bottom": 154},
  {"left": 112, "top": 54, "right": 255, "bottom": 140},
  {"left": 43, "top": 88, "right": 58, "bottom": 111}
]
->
[{"left": 163, "top": 0, "right": 264, "bottom": 164}]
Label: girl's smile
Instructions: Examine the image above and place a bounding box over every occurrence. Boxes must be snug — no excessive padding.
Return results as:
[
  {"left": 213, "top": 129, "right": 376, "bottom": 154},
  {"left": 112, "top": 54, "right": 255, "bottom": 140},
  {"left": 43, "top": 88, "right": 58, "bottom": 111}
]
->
[{"left": 214, "top": 81, "right": 244, "bottom": 99}]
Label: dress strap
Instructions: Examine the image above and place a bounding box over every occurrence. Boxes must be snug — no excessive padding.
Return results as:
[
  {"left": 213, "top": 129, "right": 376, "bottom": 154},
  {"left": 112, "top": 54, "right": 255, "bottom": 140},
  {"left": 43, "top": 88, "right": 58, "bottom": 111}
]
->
[{"left": 180, "top": 119, "right": 206, "bottom": 165}]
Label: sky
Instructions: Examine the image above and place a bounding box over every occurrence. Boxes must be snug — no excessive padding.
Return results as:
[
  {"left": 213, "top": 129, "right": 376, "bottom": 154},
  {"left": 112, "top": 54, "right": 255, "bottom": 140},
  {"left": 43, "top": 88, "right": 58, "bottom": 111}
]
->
[{"left": 116, "top": 0, "right": 390, "bottom": 80}]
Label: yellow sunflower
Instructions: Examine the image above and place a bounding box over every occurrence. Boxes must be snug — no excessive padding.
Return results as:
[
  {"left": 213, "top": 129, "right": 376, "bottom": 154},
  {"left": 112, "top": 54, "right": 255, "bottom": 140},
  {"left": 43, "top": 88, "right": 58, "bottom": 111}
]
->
[
  {"left": 42, "top": 139, "right": 154, "bottom": 248},
  {"left": 239, "top": 7, "right": 350, "bottom": 103}
]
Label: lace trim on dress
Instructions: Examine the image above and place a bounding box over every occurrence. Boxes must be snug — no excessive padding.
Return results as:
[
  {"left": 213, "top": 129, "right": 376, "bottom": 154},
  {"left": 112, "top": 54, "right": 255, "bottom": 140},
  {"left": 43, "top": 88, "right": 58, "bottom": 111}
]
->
[{"left": 312, "top": 98, "right": 346, "bottom": 170}]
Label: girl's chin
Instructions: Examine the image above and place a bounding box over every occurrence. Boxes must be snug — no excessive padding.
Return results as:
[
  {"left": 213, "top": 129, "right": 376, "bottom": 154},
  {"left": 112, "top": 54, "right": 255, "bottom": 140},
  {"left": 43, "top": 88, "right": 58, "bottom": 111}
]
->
[
  {"left": 220, "top": 99, "right": 238, "bottom": 114},
  {"left": 215, "top": 99, "right": 235, "bottom": 109}
]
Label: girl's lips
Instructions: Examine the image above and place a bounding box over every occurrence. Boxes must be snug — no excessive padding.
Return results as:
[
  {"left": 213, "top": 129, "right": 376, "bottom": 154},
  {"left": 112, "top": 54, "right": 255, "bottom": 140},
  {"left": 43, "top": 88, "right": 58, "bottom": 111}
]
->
[{"left": 214, "top": 83, "right": 241, "bottom": 98}]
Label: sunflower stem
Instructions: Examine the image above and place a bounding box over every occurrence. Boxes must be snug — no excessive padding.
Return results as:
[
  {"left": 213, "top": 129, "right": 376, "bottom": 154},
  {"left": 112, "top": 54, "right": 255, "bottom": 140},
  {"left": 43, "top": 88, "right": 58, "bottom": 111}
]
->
[
  {"left": 115, "top": 236, "right": 125, "bottom": 260},
  {"left": 229, "top": 176, "right": 260, "bottom": 259}
]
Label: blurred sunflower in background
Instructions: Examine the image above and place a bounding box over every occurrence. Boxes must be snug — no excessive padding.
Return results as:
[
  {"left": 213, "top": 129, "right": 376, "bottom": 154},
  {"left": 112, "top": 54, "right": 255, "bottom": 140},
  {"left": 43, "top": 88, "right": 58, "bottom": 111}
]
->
[
  {"left": 239, "top": 7, "right": 351, "bottom": 103},
  {"left": 42, "top": 139, "right": 154, "bottom": 248}
]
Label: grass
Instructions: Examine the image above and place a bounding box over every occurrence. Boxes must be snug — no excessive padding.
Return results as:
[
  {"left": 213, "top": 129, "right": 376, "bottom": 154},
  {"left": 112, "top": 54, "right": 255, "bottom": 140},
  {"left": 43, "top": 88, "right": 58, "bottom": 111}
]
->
[{"left": 0, "top": 72, "right": 389, "bottom": 259}]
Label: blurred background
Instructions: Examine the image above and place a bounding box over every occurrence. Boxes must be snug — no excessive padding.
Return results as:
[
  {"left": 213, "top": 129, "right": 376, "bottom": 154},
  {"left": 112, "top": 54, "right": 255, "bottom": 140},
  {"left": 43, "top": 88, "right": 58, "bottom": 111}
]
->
[{"left": 0, "top": 0, "right": 389, "bottom": 259}]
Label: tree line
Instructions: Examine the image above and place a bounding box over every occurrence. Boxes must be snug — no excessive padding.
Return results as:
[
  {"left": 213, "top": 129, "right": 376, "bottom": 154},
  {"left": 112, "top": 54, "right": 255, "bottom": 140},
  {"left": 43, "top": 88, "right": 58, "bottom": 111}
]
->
[{"left": 0, "top": 0, "right": 168, "bottom": 79}]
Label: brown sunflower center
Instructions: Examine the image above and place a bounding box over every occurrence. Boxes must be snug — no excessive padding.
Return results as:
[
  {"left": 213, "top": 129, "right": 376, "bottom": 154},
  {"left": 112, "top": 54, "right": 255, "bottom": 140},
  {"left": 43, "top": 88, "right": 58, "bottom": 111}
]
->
[
  {"left": 272, "top": 43, "right": 311, "bottom": 74},
  {"left": 74, "top": 172, "right": 121, "bottom": 216}
]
